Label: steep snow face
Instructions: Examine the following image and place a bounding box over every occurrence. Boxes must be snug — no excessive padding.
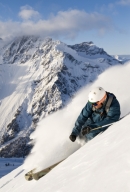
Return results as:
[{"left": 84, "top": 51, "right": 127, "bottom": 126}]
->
[
  {"left": 0, "top": 36, "right": 121, "bottom": 157},
  {"left": 0, "top": 114, "right": 130, "bottom": 192}
]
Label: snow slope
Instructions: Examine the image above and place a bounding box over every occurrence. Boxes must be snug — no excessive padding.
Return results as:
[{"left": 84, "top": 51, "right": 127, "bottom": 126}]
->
[
  {"left": 0, "top": 113, "right": 130, "bottom": 192},
  {"left": 0, "top": 60, "right": 130, "bottom": 192}
]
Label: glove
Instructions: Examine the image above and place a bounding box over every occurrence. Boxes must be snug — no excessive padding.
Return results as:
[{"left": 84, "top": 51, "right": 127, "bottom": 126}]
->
[
  {"left": 69, "top": 134, "right": 76, "bottom": 142},
  {"left": 81, "top": 126, "right": 91, "bottom": 136}
]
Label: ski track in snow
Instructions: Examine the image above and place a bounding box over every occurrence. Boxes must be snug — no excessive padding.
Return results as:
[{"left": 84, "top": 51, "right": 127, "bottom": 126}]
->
[
  {"left": 0, "top": 179, "right": 13, "bottom": 189},
  {"left": 14, "top": 169, "right": 24, "bottom": 178}
]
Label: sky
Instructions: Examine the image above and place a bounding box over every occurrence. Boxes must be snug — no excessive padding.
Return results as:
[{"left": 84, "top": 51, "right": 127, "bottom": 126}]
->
[{"left": 0, "top": 0, "right": 130, "bottom": 55}]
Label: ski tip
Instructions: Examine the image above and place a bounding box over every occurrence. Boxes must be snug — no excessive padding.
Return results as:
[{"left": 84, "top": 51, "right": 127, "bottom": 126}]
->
[{"left": 25, "top": 173, "right": 33, "bottom": 181}]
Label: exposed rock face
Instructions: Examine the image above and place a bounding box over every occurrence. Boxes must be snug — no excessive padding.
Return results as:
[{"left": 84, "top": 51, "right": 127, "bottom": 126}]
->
[
  {"left": 0, "top": 36, "right": 121, "bottom": 157},
  {"left": 0, "top": 137, "right": 32, "bottom": 158}
]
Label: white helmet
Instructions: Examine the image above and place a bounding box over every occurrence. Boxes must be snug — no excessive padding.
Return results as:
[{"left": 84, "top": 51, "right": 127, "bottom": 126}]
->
[{"left": 88, "top": 87, "right": 106, "bottom": 103}]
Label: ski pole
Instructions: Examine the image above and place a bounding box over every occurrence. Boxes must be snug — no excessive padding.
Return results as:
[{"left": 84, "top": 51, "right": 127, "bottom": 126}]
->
[
  {"left": 91, "top": 113, "right": 129, "bottom": 131},
  {"left": 91, "top": 122, "right": 115, "bottom": 131}
]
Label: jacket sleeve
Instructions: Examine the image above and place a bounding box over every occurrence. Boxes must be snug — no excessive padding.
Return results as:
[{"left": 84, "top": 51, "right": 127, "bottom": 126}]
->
[{"left": 71, "top": 102, "right": 93, "bottom": 136}]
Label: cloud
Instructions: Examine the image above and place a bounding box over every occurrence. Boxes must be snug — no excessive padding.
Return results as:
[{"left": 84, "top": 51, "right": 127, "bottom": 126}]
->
[
  {"left": 117, "top": 0, "right": 130, "bottom": 5},
  {"left": 19, "top": 5, "right": 40, "bottom": 20},
  {"left": 100, "top": 3, "right": 115, "bottom": 11},
  {"left": 99, "top": 3, "right": 119, "bottom": 16},
  {"left": 0, "top": 8, "right": 113, "bottom": 40}
]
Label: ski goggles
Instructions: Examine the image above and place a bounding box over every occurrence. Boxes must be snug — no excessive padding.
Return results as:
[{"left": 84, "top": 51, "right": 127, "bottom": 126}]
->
[{"left": 89, "top": 101, "right": 99, "bottom": 106}]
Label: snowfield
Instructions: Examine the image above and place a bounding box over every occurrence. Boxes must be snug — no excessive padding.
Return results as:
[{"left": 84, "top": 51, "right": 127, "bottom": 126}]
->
[
  {"left": 0, "top": 114, "right": 130, "bottom": 192},
  {"left": 0, "top": 59, "right": 130, "bottom": 191}
]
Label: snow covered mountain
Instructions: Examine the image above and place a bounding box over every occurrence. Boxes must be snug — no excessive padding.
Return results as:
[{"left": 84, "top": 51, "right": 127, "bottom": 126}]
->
[
  {"left": 1, "top": 59, "right": 130, "bottom": 191},
  {"left": 0, "top": 36, "right": 122, "bottom": 158},
  {"left": 113, "top": 55, "right": 130, "bottom": 62}
]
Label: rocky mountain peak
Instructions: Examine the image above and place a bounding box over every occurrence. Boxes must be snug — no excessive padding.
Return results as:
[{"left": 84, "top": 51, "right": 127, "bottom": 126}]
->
[{"left": 68, "top": 41, "right": 111, "bottom": 58}]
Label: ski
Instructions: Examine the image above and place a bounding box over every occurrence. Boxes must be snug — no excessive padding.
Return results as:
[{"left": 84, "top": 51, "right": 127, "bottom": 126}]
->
[
  {"left": 25, "top": 159, "right": 64, "bottom": 181},
  {"left": 25, "top": 169, "right": 35, "bottom": 181}
]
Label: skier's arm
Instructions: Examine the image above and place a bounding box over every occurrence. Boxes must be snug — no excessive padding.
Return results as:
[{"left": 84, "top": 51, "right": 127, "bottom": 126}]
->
[
  {"left": 71, "top": 102, "right": 93, "bottom": 136},
  {"left": 93, "top": 101, "right": 121, "bottom": 128}
]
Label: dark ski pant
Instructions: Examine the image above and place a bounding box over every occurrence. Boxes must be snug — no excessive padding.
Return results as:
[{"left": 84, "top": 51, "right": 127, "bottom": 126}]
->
[
  {"left": 85, "top": 131, "right": 100, "bottom": 141},
  {"left": 85, "top": 127, "right": 108, "bottom": 141}
]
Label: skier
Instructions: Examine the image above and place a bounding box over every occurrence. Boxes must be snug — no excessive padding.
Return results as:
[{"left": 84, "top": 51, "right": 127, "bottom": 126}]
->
[{"left": 69, "top": 87, "right": 121, "bottom": 142}]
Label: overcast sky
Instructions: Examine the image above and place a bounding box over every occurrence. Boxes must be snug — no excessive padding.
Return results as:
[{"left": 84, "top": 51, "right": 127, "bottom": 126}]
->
[{"left": 0, "top": 0, "right": 130, "bottom": 55}]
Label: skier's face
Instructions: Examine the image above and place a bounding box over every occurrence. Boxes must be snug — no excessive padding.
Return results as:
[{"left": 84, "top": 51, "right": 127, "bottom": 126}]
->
[
  {"left": 92, "top": 94, "right": 107, "bottom": 109},
  {"left": 94, "top": 102, "right": 103, "bottom": 109}
]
